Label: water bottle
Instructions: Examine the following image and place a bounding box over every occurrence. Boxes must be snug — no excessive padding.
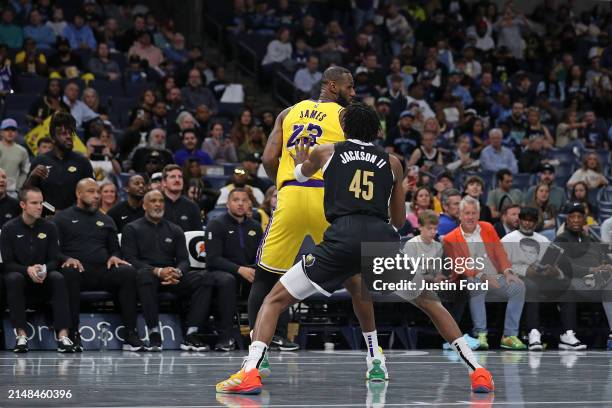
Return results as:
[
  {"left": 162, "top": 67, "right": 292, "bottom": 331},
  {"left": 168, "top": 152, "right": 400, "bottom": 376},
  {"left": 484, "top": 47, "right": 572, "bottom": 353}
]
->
[{"left": 98, "top": 323, "right": 111, "bottom": 352}]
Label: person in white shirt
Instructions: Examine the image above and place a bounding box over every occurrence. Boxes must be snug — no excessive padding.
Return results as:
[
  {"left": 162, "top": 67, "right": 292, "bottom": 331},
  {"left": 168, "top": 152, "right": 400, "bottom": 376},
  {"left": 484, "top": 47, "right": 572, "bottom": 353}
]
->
[
  {"left": 261, "top": 27, "right": 292, "bottom": 66},
  {"left": 501, "top": 206, "right": 552, "bottom": 351}
]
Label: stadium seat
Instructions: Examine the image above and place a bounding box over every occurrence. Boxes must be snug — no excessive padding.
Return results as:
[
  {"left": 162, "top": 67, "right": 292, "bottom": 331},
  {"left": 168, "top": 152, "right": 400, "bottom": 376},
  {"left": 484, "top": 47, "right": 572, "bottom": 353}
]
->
[
  {"left": 206, "top": 208, "right": 227, "bottom": 222},
  {"left": 206, "top": 175, "right": 229, "bottom": 189},
  {"left": 92, "top": 80, "right": 125, "bottom": 97},
  {"left": 17, "top": 75, "right": 47, "bottom": 94},
  {"left": 513, "top": 173, "right": 534, "bottom": 191},
  {"left": 5, "top": 93, "right": 38, "bottom": 111}
]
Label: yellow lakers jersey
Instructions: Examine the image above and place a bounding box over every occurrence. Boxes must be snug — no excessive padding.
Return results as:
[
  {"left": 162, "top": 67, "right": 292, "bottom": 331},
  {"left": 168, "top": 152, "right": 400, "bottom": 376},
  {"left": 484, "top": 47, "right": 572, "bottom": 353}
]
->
[{"left": 277, "top": 99, "right": 345, "bottom": 188}]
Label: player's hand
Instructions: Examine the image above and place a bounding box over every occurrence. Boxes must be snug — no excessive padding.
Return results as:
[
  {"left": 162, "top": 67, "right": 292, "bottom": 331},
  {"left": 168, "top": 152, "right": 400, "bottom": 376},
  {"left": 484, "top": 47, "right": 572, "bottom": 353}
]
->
[
  {"left": 291, "top": 136, "right": 312, "bottom": 165},
  {"left": 107, "top": 256, "right": 131, "bottom": 270},
  {"left": 482, "top": 274, "right": 500, "bottom": 289},
  {"left": 238, "top": 266, "right": 256, "bottom": 283},
  {"left": 503, "top": 270, "right": 522, "bottom": 285},
  {"left": 30, "top": 164, "right": 49, "bottom": 179},
  {"left": 63, "top": 257, "right": 84, "bottom": 272}
]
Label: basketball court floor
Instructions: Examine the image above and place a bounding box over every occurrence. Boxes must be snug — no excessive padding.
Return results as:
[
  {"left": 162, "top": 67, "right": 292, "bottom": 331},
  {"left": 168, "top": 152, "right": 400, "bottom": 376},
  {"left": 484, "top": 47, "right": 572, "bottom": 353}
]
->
[{"left": 0, "top": 349, "right": 610, "bottom": 407}]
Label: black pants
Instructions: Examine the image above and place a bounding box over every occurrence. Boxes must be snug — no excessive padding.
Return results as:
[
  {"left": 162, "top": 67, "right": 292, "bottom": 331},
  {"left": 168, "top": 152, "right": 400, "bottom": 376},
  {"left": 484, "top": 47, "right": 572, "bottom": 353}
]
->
[
  {"left": 523, "top": 277, "right": 576, "bottom": 330},
  {"left": 248, "top": 266, "right": 289, "bottom": 337},
  {"left": 4, "top": 270, "right": 71, "bottom": 331},
  {"left": 61, "top": 264, "right": 139, "bottom": 331},
  {"left": 200, "top": 270, "right": 238, "bottom": 341},
  {"left": 137, "top": 269, "right": 211, "bottom": 332}
]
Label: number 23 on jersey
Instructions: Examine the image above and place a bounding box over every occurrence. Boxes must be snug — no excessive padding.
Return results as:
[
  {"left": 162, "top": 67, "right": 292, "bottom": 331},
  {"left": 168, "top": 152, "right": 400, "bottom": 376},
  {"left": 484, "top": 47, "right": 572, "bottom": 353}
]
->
[{"left": 287, "top": 123, "right": 323, "bottom": 147}]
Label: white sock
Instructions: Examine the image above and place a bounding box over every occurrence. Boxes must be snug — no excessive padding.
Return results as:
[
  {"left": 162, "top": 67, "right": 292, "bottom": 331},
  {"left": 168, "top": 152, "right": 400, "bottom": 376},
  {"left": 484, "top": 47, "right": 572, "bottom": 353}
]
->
[
  {"left": 149, "top": 326, "right": 159, "bottom": 333},
  {"left": 363, "top": 331, "right": 383, "bottom": 360},
  {"left": 186, "top": 327, "right": 198, "bottom": 335},
  {"left": 451, "top": 336, "right": 482, "bottom": 374},
  {"left": 244, "top": 340, "right": 267, "bottom": 371}
]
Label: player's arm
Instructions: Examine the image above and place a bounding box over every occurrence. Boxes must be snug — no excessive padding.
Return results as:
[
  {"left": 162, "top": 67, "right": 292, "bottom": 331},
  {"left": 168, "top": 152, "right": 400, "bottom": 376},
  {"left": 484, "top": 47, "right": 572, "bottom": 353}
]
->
[
  {"left": 389, "top": 154, "right": 406, "bottom": 230},
  {"left": 262, "top": 107, "right": 290, "bottom": 181},
  {"left": 292, "top": 139, "right": 333, "bottom": 180}
]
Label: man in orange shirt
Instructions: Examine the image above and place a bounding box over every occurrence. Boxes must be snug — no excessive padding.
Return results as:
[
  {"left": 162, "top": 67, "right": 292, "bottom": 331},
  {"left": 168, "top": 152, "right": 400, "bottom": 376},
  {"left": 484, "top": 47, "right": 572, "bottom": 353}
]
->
[{"left": 443, "top": 196, "right": 526, "bottom": 350}]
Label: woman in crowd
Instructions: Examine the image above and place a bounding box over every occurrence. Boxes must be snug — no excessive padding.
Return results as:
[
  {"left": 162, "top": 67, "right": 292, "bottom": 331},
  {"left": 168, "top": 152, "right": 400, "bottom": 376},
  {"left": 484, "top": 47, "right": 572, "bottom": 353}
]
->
[
  {"left": 569, "top": 181, "right": 599, "bottom": 225},
  {"left": 529, "top": 183, "right": 557, "bottom": 239},
  {"left": 27, "top": 78, "right": 68, "bottom": 126},
  {"left": 567, "top": 152, "right": 608, "bottom": 190},
  {"left": 446, "top": 134, "right": 480, "bottom": 171},
  {"left": 237, "top": 126, "right": 267, "bottom": 162},
  {"left": 230, "top": 108, "right": 254, "bottom": 147},
  {"left": 406, "top": 186, "right": 434, "bottom": 229},
  {"left": 525, "top": 107, "right": 554, "bottom": 149},
  {"left": 99, "top": 181, "right": 118, "bottom": 214},
  {"left": 202, "top": 122, "right": 238, "bottom": 163}
]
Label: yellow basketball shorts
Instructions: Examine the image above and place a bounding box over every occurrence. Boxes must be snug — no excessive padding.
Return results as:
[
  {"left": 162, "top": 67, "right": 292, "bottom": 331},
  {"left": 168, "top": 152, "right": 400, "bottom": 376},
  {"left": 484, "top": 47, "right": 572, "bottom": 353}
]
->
[{"left": 256, "top": 183, "right": 329, "bottom": 274}]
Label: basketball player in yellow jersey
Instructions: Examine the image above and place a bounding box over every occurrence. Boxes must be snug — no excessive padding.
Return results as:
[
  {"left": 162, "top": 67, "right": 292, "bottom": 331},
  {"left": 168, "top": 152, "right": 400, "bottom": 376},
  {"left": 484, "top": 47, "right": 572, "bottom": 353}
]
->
[{"left": 248, "top": 66, "right": 388, "bottom": 380}]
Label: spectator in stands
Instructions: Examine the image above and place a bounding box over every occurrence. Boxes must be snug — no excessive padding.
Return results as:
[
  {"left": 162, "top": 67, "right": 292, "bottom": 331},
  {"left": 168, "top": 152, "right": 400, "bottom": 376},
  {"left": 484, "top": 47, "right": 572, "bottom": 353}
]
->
[
  {"left": 447, "top": 134, "right": 480, "bottom": 172},
  {"left": 385, "top": 3, "right": 413, "bottom": 56},
  {"left": 174, "top": 129, "right": 214, "bottom": 167},
  {"left": 581, "top": 110, "right": 608, "bottom": 149},
  {"left": 55, "top": 178, "right": 144, "bottom": 351},
  {"left": 406, "top": 186, "right": 434, "bottom": 230},
  {"left": 488, "top": 169, "right": 522, "bottom": 220},
  {"left": 86, "top": 136, "right": 119, "bottom": 185},
  {"left": 257, "top": 186, "right": 277, "bottom": 231},
  {"left": 98, "top": 17, "right": 121, "bottom": 51},
  {"left": 406, "top": 130, "right": 443, "bottom": 173},
  {"left": 529, "top": 183, "right": 557, "bottom": 238},
  {"left": 161, "top": 164, "right": 202, "bottom": 232},
  {"left": 480, "top": 128, "right": 518, "bottom": 173},
  {"left": 567, "top": 152, "right": 608, "bottom": 190},
  {"left": 463, "top": 175, "right": 493, "bottom": 223},
  {"left": 62, "top": 81, "right": 99, "bottom": 130},
  {"left": 128, "top": 31, "right": 164, "bottom": 69},
  {"left": 23, "top": 9, "right": 55, "bottom": 50},
  {"left": 431, "top": 172, "right": 454, "bottom": 213},
  {"left": 205, "top": 187, "right": 263, "bottom": 351},
  {"left": 36, "top": 137, "right": 53, "bottom": 155},
  {"left": 437, "top": 188, "right": 462, "bottom": 238},
  {"left": 165, "top": 86, "right": 184, "bottom": 124},
  {"left": 119, "top": 13, "right": 146, "bottom": 52},
  {"left": 208, "top": 66, "right": 228, "bottom": 101},
  {"left": 524, "top": 164, "right": 565, "bottom": 212},
  {"left": 518, "top": 136, "right": 547, "bottom": 173},
  {"left": 217, "top": 167, "right": 264, "bottom": 206},
  {"left": 48, "top": 37, "right": 84, "bottom": 79},
  {"left": 500, "top": 206, "right": 550, "bottom": 351},
  {"left": 443, "top": 196, "right": 526, "bottom": 351},
  {"left": 202, "top": 122, "right": 238, "bottom": 163},
  {"left": 0, "top": 44, "right": 11, "bottom": 96},
  {"left": 230, "top": 108, "right": 254, "bottom": 147},
  {"left": 294, "top": 15, "right": 324, "bottom": 50},
  {"left": 164, "top": 32, "right": 189, "bottom": 65},
  {"left": 0, "top": 8, "right": 23, "bottom": 50},
  {"left": 494, "top": 203, "right": 520, "bottom": 239},
  {"left": 108, "top": 174, "right": 146, "bottom": 233},
  {"left": 129, "top": 88, "right": 156, "bottom": 124},
  {"left": 98, "top": 181, "right": 118, "bottom": 214},
  {"left": 63, "top": 12, "right": 96, "bottom": 50},
  {"left": 26, "top": 112, "right": 94, "bottom": 211},
  {"left": 384, "top": 110, "right": 420, "bottom": 161},
  {"left": 167, "top": 110, "right": 199, "bottom": 151},
  {"left": 88, "top": 42, "right": 121, "bottom": 81},
  {"left": 294, "top": 55, "right": 321, "bottom": 96},
  {"left": 45, "top": 6, "right": 67, "bottom": 38},
  {"left": 122, "top": 189, "right": 211, "bottom": 352},
  {"left": 181, "top": 68, "right": 217, "bottom": 112},
  {"left": 2, "top": 187, "right": 74, "bottom": 353},
  {"left": 525, "top": 107, "right": 554, "bottom": 148},
  {"left": 261, "top": 26, "right": 292, "bottom": 69},
  {"left": 0, "top": 118, "right": 29, "bottom": 194},
  {"left": 182, "top": 160, "right": 219, "bottom": 216},
  {"left": 14, "top": 37, "right": 48, "bottom": 76},
  {"left": 568, "top": 181, "right": 598, "bottom": 225},
  {"left": 237, "top": 126, "right": 266, "bottom": 162},
  {"left": 242, "top": 153, "right": 273, "bottom": 194},
  {"left": 555, "top": 109, "right": 584, "bottom": 149},
  {"left": 0, "top": 167, "right": 20, "bottom": 226},
  {"left": 82, "top": 87, "right": 107, "bottom": 118}
]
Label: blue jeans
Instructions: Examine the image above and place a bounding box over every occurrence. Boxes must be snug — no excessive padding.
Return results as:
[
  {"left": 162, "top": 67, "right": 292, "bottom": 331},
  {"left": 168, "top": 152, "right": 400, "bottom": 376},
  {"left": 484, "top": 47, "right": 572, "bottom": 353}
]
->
[{"left": 469, "top": 275, "right": 525, "bottom": 337}]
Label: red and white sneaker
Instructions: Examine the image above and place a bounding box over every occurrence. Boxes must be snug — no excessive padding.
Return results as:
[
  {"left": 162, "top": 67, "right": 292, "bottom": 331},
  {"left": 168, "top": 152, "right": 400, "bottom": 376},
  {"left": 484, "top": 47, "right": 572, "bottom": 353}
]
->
[
  {"left": 470, "top": 368, "right": 494, "bottom": 393},
  {"left": 216, "top": 368, "right": 262, "bottom": 395}
]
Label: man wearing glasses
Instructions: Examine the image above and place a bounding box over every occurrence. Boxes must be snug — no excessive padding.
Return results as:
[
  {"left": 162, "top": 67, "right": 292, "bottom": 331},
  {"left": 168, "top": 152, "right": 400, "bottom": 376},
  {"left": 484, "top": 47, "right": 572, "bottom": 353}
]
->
[{"left": 25, "top": 112, "right": 94, "bottom": 212}]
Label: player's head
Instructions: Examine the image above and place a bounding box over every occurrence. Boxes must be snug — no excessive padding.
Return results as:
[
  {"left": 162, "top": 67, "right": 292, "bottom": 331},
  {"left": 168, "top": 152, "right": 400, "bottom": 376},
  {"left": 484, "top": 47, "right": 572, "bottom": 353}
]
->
[
  {"left": 418, "top": 209, "right": 439, "bottom": 241},
  {"left": 320, "top": 66, "right": 354, "bottom": 106},
  {"left": 341, "top": 102, "right": 380, "bottom": 143}
]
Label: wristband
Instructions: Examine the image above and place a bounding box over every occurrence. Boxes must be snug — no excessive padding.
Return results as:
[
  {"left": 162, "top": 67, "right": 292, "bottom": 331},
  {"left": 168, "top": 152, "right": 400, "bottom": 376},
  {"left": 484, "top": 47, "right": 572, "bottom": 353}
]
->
[{"left": 294, "top": 163, "right": 309, "bottom": 183}]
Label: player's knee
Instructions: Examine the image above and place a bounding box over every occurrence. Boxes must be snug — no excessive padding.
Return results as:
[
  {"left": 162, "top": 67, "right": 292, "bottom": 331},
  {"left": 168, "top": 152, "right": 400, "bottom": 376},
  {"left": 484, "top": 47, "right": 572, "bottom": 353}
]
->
[{"left": 5, "top": 271, "right": 25, "bottom": 286}]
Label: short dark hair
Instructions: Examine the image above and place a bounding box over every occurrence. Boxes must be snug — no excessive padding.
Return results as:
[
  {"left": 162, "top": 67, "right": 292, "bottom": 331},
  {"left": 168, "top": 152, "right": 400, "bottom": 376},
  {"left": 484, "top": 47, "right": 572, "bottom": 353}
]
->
[
  {"left": 228, "top": 187, "right": 249, "bottom": 200},
  {"left": 501, "top": 203, "right": 520, "bottom": 215},
  {"left": 181, "top": 128, "right": 197, "bottom": 139},
  {"left": 441, "top": 188, "right": 461, "bottom": 206},
  {"left": 496, "top": 168, "right": 512, "bottom": 182},
  {"left": 162, "top": 164, "right": 182, "bottom": 179},
  {"left": 342, "top": 102, "right": 380, "bottom": 143},
  {"left": 37, "top": 136, "right": 53, "bottom": 147},
  {"left": 49, "top": 111, "right": 76, "bottom": 139},
  {"left": 18, "top": 186, "right": 42, "bottom": 203}
]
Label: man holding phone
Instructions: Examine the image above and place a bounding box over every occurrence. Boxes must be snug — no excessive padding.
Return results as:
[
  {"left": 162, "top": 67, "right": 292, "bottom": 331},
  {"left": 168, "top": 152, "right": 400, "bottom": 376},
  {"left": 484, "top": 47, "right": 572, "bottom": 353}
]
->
[
  {"left": 1, "top": 187, "right": 74, "bottom": 353},
  {"left": 122, "top": 190, "right": 211, "bottom": 352}
]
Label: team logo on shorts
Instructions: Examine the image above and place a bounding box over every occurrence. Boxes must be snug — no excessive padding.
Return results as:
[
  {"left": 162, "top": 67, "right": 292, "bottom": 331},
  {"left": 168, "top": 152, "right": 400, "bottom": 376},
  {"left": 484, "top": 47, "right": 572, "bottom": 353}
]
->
[
  {"left": 37, "top": 233, "right": 46, "bottom": 239},
  {"left": 304, "top": 254, "right": 316, "bottom": 267}
]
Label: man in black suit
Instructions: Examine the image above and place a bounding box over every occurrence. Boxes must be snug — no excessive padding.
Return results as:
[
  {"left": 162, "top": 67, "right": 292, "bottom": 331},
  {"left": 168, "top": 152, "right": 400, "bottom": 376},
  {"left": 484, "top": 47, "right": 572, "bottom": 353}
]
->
[{"left": 494, "top": 204, "right": 520, "bottom": 239}]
